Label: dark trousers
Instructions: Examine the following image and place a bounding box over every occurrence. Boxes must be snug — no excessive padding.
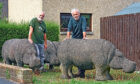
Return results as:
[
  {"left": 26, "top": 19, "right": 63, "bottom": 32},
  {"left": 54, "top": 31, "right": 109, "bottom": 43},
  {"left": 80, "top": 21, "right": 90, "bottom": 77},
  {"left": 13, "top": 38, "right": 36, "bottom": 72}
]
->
[{"left": 78, "top": 68, "right": 85, "bottom": 75}]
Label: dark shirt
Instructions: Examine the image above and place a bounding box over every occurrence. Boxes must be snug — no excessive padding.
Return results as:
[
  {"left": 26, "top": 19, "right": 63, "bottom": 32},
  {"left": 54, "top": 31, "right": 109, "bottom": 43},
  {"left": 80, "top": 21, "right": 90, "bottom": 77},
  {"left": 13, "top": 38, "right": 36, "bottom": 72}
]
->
[
  {"left": 67, "top": 16, "right": 87, "bottom": 39},
  {"left": 29, "top": 18, "right": 47, "bottom": 44}
]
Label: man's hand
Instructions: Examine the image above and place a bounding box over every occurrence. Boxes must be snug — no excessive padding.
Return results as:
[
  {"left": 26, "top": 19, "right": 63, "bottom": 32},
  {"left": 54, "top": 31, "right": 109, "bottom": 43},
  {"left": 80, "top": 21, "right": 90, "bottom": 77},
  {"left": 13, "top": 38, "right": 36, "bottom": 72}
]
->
[
  {"left": 83, "top": 37, "right": 88, "bottom": 40},
  {"left": 83, "top": 32, "right": 86, "bottom": 40},
  {"left": 63, "top": 37, "right": 70, "bottom": 41},
  {"left": 28, "top": 39, "right": 33, "bottom": 44},
  {"left": 44, "top": 43, "right": 47, "bottom": 50},
  {"left": 28, "top": 26, "right": 33, "bottom": 44}
]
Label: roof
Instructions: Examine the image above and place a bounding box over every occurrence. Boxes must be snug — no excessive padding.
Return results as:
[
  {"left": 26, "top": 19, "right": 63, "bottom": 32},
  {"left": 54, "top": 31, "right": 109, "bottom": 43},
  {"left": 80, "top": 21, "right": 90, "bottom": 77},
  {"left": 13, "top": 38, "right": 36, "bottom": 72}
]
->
[{"left": 115, "top": 2, "right": 140, "bottom": 16}]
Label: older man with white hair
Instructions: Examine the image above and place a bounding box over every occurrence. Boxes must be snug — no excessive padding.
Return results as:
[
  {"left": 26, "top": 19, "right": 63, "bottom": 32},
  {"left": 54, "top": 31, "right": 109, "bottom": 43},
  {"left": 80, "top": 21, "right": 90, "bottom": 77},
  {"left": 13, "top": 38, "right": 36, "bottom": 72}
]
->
[
  {"left": 66, "top": 8, "right": 87, "bottom": 78},
  {"left": 28, "top": 12, "right": 47, "bottom": 72}
]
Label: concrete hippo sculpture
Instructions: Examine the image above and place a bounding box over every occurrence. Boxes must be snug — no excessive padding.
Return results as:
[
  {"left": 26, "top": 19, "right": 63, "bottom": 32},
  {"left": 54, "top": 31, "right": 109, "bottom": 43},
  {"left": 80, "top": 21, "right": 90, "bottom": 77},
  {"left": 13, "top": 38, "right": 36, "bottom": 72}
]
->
[
  {"left": 44, "top": 40, "right": 60, "bottom": 69},
  {"left": 58, "top": 39, "right": 136, "bottom": 80},
  {"left": 2, "top": 39, "right": 40, "bottom": 70}
]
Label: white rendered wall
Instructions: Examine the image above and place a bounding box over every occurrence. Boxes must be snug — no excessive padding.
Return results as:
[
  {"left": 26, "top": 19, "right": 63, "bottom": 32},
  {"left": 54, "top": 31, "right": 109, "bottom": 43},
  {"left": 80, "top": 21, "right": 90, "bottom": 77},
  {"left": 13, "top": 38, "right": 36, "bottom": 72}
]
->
[{"left": 8, "top": 0, "right": 42, "bottom": 23}]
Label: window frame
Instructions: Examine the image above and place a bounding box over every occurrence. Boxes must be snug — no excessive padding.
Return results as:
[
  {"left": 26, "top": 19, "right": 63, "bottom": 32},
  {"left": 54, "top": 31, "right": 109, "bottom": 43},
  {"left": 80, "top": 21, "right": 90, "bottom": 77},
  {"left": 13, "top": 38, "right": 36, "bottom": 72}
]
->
[{"left": 60, "top": 13, "right": 92, "bottom": 32}]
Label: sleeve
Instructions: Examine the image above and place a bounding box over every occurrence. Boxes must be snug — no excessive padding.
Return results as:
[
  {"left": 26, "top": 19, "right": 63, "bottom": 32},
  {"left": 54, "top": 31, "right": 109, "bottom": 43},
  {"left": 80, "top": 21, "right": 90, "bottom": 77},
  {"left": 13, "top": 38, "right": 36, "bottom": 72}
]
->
[
  {"left": 29, "top": 18, "right": 35, "bottom": 28},
  {"left": 67, "top": 17, "right": 72, "bottom": 32},
  {"left": 82, "top": 17, "right": 87, "bottom": 32}
]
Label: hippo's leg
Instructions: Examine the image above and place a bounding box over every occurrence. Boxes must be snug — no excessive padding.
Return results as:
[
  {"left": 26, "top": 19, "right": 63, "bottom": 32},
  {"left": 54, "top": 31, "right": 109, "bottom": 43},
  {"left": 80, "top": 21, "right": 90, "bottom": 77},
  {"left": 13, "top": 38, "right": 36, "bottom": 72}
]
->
[
  {"left": 95, "top": 65, "right": 108, "bottom": 81},
  {"left": 5, "top": 58, "right": 12, "bottom": 65},
  {"left": 16, "top": 60, "right": 23, "bottom": 67},
  {"left": 49, "top": 65, "right": 54, "bottom": 70},
  {"left": 60, "top": 63, "right": 70, "bottom": 79},
  {"left": 105, "top": 68, "right": 113, "bottom": 80},
  {"left": 68, "top": 65, "right": 75, "bottom": 78},
  {"left": 13, "top": 61, "right": 17, "bottom": 66}
]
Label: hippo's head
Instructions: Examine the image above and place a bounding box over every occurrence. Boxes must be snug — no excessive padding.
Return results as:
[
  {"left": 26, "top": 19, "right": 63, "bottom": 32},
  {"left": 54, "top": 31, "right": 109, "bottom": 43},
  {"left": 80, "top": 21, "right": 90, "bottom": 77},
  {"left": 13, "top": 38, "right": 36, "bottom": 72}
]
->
[
  {"left": 109, "top": 49, "right": 136, "bottom": 73},
  {"left": 23, "top": 44, "right": 41, "bottom": 70},
  {"left": 44, "top": 41, "right": 60, "bottom": 65}
]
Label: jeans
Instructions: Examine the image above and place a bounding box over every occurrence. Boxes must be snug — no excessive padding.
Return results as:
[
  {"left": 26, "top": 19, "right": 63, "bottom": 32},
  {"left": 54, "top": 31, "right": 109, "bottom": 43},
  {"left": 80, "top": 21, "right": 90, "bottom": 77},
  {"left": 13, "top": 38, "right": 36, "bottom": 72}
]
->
[{"left": 34, "top": 44, "right": 45, "bottom": 66}]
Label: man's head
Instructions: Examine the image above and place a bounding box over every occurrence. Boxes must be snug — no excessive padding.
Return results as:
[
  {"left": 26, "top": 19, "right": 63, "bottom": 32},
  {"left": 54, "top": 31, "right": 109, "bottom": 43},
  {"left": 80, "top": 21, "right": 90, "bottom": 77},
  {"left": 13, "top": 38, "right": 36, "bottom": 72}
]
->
[
  {"left": 37, "top": 12, "right": 45, "bottom": 22},
  {"left": 71, "top": 8, "right": 80, "bottom": 20}
]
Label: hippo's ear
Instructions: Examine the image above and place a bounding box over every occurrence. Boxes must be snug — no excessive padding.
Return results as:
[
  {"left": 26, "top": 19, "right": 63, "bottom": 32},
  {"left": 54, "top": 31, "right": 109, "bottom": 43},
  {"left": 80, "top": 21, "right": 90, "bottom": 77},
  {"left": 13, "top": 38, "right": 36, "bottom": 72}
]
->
[
  {"left": 115, "top": 49, "right": 123, "bottom": 57},
  {"left": 34, "top": 58, "right": 41, "bottom": 66}
]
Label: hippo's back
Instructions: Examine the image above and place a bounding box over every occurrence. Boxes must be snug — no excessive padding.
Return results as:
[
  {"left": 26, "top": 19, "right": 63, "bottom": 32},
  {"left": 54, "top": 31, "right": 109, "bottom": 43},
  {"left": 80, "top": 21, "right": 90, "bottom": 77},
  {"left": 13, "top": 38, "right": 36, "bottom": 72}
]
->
[
  {"left": 2, "top": 39, "right": 32, "bottom": 59},
  {"left": 2, "top": 39, "right": 20, "bottom": 58},
  {"left": 58, "top": 39, "right": 115, "bottom": 69}
]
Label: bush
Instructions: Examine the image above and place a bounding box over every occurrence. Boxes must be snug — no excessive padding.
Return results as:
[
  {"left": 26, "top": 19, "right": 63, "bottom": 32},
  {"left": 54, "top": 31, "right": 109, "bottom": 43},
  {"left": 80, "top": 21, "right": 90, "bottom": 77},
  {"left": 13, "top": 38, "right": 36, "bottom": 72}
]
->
[
  {"left": 0, "top": 20, "right": 59, "bottom": 57},
  {"left": 46, "top": 21, "right": 60, "bottom": 41},
  {"left": 0, "top": 2, "right": 3, "bottom": 19}
]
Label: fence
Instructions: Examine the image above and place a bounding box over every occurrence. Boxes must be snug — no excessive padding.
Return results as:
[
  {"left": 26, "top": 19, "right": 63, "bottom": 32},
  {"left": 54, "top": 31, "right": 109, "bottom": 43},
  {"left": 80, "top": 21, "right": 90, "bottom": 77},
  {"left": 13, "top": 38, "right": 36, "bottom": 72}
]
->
[{"left": 100, "top": 13, "right": 140, "bottom": 70}]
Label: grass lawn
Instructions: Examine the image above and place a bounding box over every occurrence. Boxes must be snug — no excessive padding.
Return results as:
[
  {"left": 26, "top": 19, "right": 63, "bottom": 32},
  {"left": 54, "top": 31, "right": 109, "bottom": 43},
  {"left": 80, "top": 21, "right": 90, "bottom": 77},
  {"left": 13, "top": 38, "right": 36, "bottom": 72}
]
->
[{"left": 33, "top": 65, "right": 140, "bottom": 84}]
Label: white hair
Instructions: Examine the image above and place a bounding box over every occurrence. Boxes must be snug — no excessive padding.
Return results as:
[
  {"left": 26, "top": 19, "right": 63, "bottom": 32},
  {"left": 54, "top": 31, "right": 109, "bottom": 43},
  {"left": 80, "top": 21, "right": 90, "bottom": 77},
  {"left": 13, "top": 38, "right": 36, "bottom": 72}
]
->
[
  {"left": 71, "top": 8, "right": 80, "bottom": 14},
  {"left": 39, "top": 11, "right": 45, "bottom": 16}
]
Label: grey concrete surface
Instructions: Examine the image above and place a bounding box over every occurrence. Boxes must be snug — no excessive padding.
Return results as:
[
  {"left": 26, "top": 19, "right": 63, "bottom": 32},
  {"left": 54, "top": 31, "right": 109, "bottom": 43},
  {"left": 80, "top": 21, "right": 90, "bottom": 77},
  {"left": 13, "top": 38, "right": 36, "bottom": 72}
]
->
[{"left": 0, "top": 78, "right": 17, "bottom": 84}]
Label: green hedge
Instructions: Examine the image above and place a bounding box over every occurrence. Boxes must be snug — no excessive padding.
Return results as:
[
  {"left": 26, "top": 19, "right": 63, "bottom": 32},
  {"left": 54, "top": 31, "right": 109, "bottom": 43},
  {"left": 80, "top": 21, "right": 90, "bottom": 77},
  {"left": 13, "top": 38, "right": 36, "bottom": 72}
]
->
[
  {"left": 0, "top": 20, "right": 59, "bottom": 57},
  {"left": 46, "top": 21, "right": 60, "bottom": 41},
  {"left": 0, "top": 2, "right": 3, "bottom": 19}
]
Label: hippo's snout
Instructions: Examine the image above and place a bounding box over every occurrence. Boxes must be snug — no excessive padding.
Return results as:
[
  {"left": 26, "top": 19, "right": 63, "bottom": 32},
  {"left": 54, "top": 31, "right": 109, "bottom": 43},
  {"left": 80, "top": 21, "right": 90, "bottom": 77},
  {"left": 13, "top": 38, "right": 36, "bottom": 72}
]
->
[{"left": 122, "top": 59, "right": 136, "bottom": 73}]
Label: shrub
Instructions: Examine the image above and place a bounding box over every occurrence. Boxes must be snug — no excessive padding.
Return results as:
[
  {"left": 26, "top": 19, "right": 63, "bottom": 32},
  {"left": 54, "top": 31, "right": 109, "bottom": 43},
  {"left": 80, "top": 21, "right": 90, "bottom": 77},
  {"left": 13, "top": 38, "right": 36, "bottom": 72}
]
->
[
  {"left": 0, "top": 2, "right": 3, "bottom": 19},
  {"left": 46, "top": 21, "right": 60, "bottom": 41}
]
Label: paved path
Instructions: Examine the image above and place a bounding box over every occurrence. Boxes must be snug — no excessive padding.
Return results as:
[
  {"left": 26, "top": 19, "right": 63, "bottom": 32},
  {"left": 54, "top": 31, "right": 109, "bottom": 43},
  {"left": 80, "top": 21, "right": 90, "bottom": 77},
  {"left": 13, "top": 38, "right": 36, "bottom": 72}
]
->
[{"left": 0, "top": 78, "right": 17, "bottom": 84}]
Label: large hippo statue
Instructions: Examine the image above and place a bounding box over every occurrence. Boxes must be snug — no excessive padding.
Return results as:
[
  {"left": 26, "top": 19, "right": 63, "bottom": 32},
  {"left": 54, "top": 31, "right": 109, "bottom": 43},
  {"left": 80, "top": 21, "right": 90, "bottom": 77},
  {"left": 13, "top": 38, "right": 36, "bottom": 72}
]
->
[
  {"left": 44, "top": 40, "right": 60, "bottom": 69},
  {"left": 58, "top": 39, "right": 136, "bottom": 80},
  {"left": 2, "top": 39, "right": 40, "bottom": 70}
]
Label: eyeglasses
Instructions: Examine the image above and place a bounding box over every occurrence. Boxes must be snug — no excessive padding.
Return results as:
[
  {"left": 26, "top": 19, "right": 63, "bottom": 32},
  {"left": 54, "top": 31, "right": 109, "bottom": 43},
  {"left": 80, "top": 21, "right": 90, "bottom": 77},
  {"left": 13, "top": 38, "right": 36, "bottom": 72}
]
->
[{"left": 40, "top": 15, "right": 45, "bottom": 17}]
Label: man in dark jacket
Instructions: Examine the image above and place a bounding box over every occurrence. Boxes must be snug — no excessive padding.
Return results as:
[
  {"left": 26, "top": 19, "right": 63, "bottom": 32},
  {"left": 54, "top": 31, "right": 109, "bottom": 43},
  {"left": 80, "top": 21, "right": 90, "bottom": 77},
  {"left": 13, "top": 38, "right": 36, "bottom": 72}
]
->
[{"left": 66, "top": 8, "right": 87, "bottom": 78}]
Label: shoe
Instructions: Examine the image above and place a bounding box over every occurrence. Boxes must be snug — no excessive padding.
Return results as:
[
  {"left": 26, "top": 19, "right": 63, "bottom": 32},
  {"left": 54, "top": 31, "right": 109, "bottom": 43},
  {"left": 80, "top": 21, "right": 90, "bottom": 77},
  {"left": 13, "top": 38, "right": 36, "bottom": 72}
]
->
[
  {"left": 39, "top": 66, "right": 47, "bottom": 73},
  {"left": 79, "top": 74, "right": 85, "bottom": 78},
  {"left": 42, "top": 68, "right": 47, "bottom": 72},
  {"left": 39, "top": 66, "right": 44, "bottom": 71},
  {"left": 75, "top": 73, "right": 85, "bottom": 78}
]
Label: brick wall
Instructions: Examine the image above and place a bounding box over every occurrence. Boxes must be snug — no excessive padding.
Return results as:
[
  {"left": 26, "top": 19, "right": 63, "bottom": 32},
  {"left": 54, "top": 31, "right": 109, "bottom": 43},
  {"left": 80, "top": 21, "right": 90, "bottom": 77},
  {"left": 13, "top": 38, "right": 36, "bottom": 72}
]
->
[{"left": 0, "top": 63, "right": 33, "bottom": 84}]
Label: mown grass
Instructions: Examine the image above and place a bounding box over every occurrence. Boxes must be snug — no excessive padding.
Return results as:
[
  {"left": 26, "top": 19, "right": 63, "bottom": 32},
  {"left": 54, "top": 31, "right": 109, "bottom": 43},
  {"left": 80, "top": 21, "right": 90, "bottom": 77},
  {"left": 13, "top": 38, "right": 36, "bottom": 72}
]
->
[{"left": 33, "top": 66, "right": 140, "bottom": 84}]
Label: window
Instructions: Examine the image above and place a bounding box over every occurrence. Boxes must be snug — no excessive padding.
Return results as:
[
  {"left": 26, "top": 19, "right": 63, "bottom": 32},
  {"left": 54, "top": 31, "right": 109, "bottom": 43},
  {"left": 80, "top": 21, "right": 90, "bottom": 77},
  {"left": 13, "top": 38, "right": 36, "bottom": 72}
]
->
[{"left": 60, "top": 13, "right": 92, "bottom": 32}]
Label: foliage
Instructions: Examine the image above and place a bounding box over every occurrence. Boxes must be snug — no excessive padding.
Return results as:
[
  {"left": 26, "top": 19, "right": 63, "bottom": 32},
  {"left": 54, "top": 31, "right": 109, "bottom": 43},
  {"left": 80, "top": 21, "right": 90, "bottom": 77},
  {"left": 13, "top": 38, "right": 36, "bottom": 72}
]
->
[
  {"left": 45, "top": 21, "right": 60, "bottom": 41},
  {"left": 0, "top": 2, "right": 3, "bottom": 19},
  {"left": 5, "top": 69, "right": 10, "bottom": 79},
  {"left": 0, "top": 57, "right": 3, "bottom": 62}
]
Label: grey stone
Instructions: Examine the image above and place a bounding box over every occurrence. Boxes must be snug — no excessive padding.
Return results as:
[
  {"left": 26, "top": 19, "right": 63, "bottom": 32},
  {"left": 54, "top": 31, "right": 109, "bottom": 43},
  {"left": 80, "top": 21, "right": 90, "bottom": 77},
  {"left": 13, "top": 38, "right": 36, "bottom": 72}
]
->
[
  {"left": 2, "top": 39, "right": 40, "bottom": 70},
  {"left": 44, "top": 40, "right": 60, "bottom": 69},
  {"left": 57, "top": 39, "right": 136, "bottom": 80}
]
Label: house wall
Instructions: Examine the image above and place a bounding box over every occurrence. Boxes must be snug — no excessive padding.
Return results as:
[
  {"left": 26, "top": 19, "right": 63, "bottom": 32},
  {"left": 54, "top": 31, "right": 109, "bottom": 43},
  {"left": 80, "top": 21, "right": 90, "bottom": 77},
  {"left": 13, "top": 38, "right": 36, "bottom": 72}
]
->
[
  {"left": 8, "top": 0, "right": 43, "bottom": 22},
  {"left": 43, "top": 0, "right": 140, "bottom": 40}
]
